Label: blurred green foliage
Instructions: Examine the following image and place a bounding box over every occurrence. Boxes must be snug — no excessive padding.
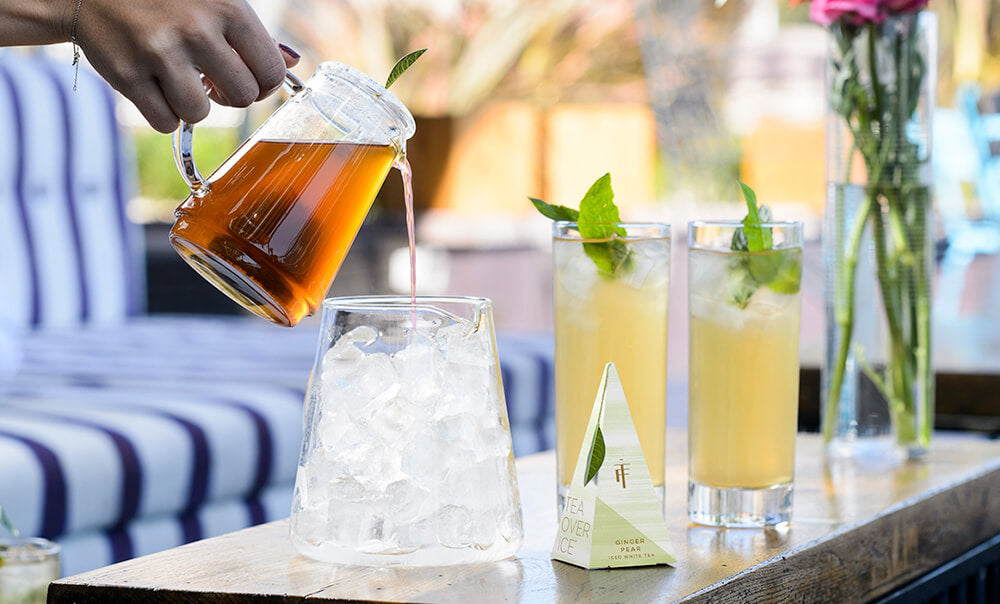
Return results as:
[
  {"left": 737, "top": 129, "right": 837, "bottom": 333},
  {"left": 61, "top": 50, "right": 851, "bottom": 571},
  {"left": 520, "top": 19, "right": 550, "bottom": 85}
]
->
[{"left": 133, "top": 128, "right": 240, "bottom": 202}]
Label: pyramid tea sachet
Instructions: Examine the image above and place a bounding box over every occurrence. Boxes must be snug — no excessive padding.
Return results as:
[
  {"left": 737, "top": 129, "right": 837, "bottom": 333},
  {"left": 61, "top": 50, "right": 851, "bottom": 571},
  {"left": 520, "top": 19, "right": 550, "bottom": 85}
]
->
[{"left": 551, "top": 362, "right": 676, "bottom": 569}]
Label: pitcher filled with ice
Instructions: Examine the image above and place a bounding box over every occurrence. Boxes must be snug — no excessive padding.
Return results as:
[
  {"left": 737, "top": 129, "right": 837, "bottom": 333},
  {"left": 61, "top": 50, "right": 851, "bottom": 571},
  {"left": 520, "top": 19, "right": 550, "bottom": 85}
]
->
[
  {"left": 291, "top": 296, "right": 523, "bottom": 566},
  {"left": 170, "top": 63, "right": 416, "bottom": 326}
]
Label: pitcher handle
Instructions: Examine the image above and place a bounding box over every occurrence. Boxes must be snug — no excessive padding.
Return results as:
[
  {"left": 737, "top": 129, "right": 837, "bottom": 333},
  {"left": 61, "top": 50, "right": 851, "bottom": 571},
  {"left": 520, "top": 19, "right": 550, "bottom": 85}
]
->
[{"left": 172, "top": 70, "right": 307, "bottom": 198}]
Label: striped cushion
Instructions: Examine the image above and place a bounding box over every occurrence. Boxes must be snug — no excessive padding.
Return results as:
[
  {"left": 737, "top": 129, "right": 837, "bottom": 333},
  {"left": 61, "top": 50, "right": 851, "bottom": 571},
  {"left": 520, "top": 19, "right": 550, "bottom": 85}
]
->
[
  {"left": 0, "top": 51, "right": 142, "bottom": 329},
  {"left": 0, "top": 317, "right": 554, "bottom": 573},
  {"left": 0, "top": 319, "right": 21, "bottom": 379},
  {"left": 55, "top": 485, "right": 293, "bottom": 578}
]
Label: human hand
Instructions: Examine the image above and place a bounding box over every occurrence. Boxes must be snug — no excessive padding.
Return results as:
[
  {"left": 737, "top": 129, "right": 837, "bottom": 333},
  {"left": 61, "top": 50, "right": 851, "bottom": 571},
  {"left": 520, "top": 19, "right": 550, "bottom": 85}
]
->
[{"left": 74, "top": 0, "right": 300, "bottom": 133}]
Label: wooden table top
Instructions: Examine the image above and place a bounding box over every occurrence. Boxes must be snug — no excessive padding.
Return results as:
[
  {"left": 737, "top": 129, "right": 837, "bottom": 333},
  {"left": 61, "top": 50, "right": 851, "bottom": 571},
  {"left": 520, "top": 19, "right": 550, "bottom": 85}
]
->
[{"left": 49, "top": 431, "right": 1000, "bottom": 603}]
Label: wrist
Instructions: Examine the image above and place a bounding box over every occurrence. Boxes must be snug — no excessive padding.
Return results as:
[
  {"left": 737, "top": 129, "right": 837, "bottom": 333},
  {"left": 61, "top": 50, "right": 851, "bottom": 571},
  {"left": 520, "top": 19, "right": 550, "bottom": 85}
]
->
[
  {"left": 58, "top": 0, "right": 82, "bottom": 43},
  {"left": 0, "top": 0, "right": 79, "bottom": 44}
]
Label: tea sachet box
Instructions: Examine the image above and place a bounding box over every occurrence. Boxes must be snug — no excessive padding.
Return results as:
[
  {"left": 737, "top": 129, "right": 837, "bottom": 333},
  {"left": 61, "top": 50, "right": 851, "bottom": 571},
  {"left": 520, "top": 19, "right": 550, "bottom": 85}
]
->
[{"left": 551, "top": 362, "right": 677, "bottom": 570}]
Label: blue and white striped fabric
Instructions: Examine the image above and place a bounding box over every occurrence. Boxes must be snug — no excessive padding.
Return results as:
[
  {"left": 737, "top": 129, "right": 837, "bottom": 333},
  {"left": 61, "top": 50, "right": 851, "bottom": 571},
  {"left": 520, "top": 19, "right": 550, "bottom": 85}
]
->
[
  {"left": 0, "top": 51, "right": 556, "bottom": 576},
  {"left": 0, "top": 319, "right": 21, "bottom": 380},
  {"left": 0, "top": 318, "right": 553, "bottom": 574},
  {"left": 0, "top": 51, "right": 142, "bottom": 330}
]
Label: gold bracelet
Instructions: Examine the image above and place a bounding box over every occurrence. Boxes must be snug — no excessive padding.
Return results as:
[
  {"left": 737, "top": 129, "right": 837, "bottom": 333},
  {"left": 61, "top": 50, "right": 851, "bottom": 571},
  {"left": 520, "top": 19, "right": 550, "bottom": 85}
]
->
[{"left": 70, "top": 0, "right": 84, "bottom": 91}]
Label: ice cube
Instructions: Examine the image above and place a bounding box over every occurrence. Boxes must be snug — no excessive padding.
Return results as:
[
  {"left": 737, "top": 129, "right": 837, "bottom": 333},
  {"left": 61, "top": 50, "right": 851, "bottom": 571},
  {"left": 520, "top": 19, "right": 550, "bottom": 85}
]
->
[
  {"left": 437, "top": 504, "right": 473, "bottom": 548},
  {"left": 471, "top": 509, "right": 500, "bottom": 550},
  {"left": 324, "top": 501, "right": 369, "bottom": 546},
  {"left": 744, "top": 284, "right": 797, "bottom": 323},
  {"left": 618, "top": 240, "right": 670, "bottom": 290},
  {"left": 440, "top": 321, "right": 491, "bottom": 368},
  {"left": 555, "top": 248, "right": 598, "bottom": 301},
  {"left": 314, "top": 404, "right": 357, "bottom": 451},
  {"left": 441, "top": 458, "right": 500, "bottom": 512},
  {"left": 688, "top": 250, "right": 732, "bottom": 303},
  {"left": 690, "top": 294, "right": 749, "bottom": 331},
  {"left": 355, "top": 514, "right": 387, "bottom": 552},
  {"left": 497, "top": 504, "right": 519, "bottom": 543},
  {"left": 369, "top": 396, "right": 419, "bottom": 443},
  {"left": 384, "top": 479, "right": 433, "bottom": 525},
  {"left": 400, "top": 424, "right": 449, "bottom": 483},
  {"left": 322, "top": 326, "right": 380, "bottom": 377},
  {"left": 324, "top": 352, "right": 399, "bottom": 422},
  {"left": 344, "top": 325, "right": 379, "bottom": 345},
  {"left": 290, "top": 498, "right": 331, "bottom": 546},
  {"left": 392, "top": 331, "right": 443, "bottom": 408},
  {"left": 322, "top": 342, "right": 364, "bottom": 378}
]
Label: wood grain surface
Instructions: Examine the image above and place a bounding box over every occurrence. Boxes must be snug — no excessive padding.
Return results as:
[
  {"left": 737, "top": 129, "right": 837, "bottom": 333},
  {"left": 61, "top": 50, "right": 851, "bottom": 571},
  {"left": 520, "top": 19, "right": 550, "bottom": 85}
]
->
[{"left": 49, "top": 431, "right": 1000, "bottom": 603}]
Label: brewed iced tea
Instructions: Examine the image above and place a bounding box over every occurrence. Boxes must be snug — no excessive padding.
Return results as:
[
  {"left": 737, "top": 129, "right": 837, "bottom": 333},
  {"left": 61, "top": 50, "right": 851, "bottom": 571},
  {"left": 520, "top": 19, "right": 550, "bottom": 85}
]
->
[{"left": 170, "top": 139, "right": 397, "bottom": 326}]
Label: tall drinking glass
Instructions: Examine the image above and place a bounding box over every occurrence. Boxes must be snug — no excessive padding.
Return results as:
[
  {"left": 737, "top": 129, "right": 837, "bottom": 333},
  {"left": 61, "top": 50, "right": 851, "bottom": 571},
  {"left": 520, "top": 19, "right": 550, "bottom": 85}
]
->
[
  {"left": 290, "top": 296, "right": 522, "bottom": 566},
  {"left": 687, "top": 220, "right": 803, "bottom": 527},
  {"left": 553, "top": 222, "right": 671, "bottom": 511}
]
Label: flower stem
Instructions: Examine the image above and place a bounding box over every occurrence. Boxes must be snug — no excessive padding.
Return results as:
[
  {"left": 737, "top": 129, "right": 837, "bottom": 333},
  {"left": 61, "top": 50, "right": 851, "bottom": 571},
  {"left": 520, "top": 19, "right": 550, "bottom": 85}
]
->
[{"left": 823, "top": 190, "right": 871, "bottom": 443}]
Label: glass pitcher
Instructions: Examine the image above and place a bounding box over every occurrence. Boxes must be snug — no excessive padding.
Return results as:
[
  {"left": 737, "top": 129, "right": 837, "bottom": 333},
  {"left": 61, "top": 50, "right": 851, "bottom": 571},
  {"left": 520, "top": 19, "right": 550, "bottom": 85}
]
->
[
  {"left": 290, "top": 296, "right": 523, "bottom": 566},
  {"left": 170, "top": 63, "right": 416, "bottom": 327}
]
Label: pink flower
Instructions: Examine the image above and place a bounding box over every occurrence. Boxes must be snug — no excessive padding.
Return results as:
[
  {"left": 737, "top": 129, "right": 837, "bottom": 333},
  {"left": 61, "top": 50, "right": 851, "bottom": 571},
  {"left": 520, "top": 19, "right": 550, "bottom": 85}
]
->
[
  {"left": 809, "top": 0, "right": 884, "bottom": 26},
  {"left": 883, "top": 0, "right": 929, "bottom": 11},
  {"left": 793, "top": 0, "right": 929, "bottom": 25}
]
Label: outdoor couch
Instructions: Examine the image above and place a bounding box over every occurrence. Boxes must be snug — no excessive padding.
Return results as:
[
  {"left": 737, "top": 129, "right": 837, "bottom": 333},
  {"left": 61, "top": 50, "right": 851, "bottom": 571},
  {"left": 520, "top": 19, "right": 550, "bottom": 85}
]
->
[{"left": 0, "top": 51, "right": 554, "bottom": 576}]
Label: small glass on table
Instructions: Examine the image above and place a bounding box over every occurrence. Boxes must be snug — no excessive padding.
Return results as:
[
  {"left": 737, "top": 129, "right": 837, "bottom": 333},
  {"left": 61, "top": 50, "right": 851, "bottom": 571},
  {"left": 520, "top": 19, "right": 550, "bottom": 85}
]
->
[
  {"left": 686, "top": 220, "right": 803, "bottom": 527},
  {"left": 0, "top": 537, "right": 60, "bottom": 604}
]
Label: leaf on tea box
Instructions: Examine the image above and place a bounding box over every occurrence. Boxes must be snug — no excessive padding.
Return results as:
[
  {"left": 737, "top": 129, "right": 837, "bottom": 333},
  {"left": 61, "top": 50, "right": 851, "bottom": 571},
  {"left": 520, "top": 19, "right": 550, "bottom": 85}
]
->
[
  {"left": 529, "top": 197, "right": 579, "bottom": 222},
  {"left": 385, "top": 48, "right": 427, "bottom": 89},
  {"left": 584, "top": 427, "right": 605, "bottom": 486}
]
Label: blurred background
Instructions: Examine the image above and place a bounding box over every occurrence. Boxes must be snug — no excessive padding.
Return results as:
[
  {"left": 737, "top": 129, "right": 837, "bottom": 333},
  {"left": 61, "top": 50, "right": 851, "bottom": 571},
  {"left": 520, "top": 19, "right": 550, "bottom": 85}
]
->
[{"left": 118, "top": 0, "right": 999, "bottom": 355}]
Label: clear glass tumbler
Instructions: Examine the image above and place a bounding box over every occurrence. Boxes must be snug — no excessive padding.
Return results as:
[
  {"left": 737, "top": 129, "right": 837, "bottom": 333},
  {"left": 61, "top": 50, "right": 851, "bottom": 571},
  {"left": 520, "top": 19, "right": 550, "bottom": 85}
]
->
[
  {"left": 552, "top": 222, "right": 671, "bottom": 512},
  {"left": 0, "top": 537, "right": 60, "bottom": 604},
  {"left": 687, "top": 220, "right": 803, "bottom": 527},
  {"left": 290, "top": 296, "right": 523, "bottom": 566}
]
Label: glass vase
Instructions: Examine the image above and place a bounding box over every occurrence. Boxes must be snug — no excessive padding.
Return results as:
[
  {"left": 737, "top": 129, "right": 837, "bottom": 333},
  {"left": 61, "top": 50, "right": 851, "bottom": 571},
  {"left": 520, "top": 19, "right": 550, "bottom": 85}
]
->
[{"left": 821, "top": 13, "right": 936, "bottom": 461}]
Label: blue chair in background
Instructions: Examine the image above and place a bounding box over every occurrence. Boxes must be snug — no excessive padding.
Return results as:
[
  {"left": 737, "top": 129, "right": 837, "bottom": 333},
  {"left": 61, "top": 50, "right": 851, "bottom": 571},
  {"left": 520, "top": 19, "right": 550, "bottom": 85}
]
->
[{"left": 933, "top": 83, "right": 1000, "bottom": 320}]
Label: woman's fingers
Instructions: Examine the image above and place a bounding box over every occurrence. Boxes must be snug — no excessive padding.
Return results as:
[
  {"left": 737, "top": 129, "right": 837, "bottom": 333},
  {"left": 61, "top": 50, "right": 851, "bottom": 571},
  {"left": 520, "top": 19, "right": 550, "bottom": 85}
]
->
[
  {"left": 202, "top": 41, "right": 298, "bottom": 106},
  {"left": 120, "top": 78, "right": 180, "bottom": 134},
  {"left": 223, "top": 7, "right": 287, "bottom": 102},
  {"left": 76, "top": 0, "right": 300, "bottom": 132},
  {"left": 279, "top": 44, "right": 301, "bottom": 68}
]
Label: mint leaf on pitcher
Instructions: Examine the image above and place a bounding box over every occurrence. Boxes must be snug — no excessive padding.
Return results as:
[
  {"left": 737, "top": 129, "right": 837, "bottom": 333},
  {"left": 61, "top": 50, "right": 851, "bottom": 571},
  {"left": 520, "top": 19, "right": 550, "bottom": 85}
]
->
[
  {"left": 530, "top": 173, "right": 634, "bottom": 278},
  {"left": 385, "top": 49, "right": 427, "bottom": 89}
]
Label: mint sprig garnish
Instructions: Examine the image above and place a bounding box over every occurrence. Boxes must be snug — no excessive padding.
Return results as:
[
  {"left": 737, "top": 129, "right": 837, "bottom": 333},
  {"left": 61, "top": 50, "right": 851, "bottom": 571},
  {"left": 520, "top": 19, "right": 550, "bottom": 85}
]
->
[
  {"left": 530, "top": 173, "right": 634, "bottom": 278},
  {"left": 385, "top": 49, "right": 427, "bottom": 89},
  {"left": 727, "top": 182, "right": 801, "bottom": 308}
]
